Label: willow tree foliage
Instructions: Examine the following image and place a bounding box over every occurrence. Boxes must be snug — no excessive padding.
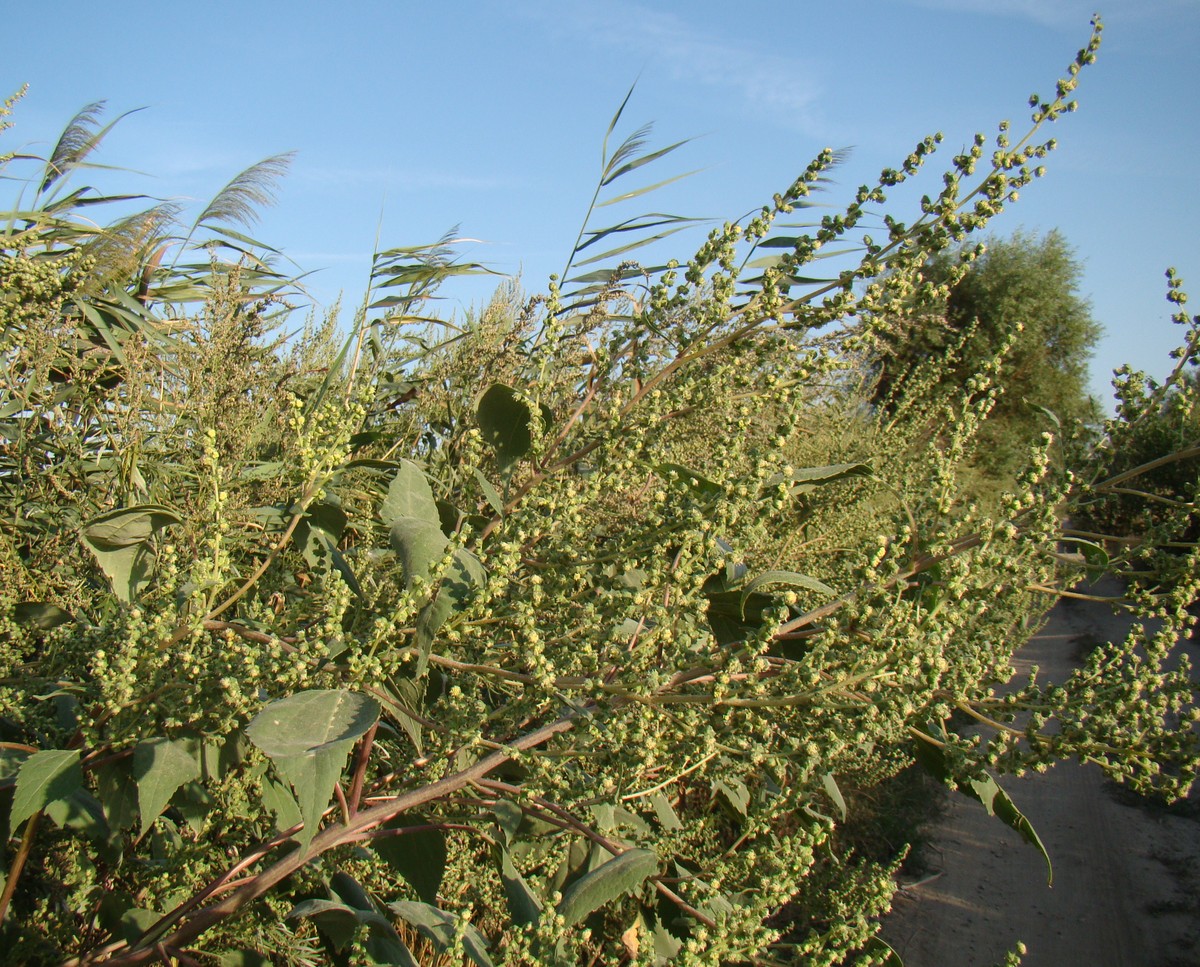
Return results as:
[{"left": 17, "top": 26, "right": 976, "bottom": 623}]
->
[
  {"left": 2, "top": 20, "right": 1198, "bottom": 966},
  {"left": 870, "top": 229, "right": 1102, "bottom": 484}
]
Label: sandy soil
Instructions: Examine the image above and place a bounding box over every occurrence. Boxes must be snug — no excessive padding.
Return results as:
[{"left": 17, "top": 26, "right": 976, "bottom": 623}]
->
[{"left": 882, "top": 581, "right": 1200, "bottom": 967}]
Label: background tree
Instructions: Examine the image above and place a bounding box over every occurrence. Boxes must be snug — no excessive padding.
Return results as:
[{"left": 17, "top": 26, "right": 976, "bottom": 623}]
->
[{"left": 872, "top": 229, "right": 1102, "bottom": 484}]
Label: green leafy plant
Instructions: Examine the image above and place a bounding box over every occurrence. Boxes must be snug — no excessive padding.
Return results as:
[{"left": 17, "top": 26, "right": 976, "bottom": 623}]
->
[{"left": 2, "top": 18, "right": 1198, "bottom": 966}]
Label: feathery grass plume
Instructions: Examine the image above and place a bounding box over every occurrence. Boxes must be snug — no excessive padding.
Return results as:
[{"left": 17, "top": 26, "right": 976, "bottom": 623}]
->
[
  {"left": 36, "top": 100, "right": 144, "bottom": 200},
  {"left": 193, "top": 151, "right": 295, "bottom": 231}
]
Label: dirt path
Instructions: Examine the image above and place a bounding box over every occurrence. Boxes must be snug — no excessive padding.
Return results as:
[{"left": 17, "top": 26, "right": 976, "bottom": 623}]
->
[{"left": 882, "top": 582, "right": 1200, "bottom": 967}]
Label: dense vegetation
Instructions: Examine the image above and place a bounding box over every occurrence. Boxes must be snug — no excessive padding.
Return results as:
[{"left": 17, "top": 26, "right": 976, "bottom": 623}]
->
[
  {"left": 870, "top": 228, "right": 1101, "bottom": 487},
  {"left": 2, "top": 19, "right": 1198, "bottom": 966}
]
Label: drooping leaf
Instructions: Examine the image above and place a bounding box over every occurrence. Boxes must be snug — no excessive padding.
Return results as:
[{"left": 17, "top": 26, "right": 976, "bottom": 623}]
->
[
  {"left": 411, "top": 547, "right": 486, "bottom": 676},
  {"left": 44, "top": 787, "right": 109, "bottom": 841},
  {"left": 80, "top": 504, "right": 181, "bottom": 602},
  {"left": 173, "top": 781, "right": 215, "bottom": 836},
  {"left": 470, "top": 467, "right": 505, "bottom": 517},
  {"left": 967, "top": 774, "right": 1053, "bottom": 886},
  {"left": 821, "top": 773, "right": 848, "bottom": 822},
  {"left": 133, "top": 736, "right": 201, "bottom": 838},
  {"left": 259, "top": 775, "right": 302, "bottom": 834},
  {"left": 293, "top": 501, "right": 347, "bottom": 572},
  {"left": 387, "top": 901, "right": 495, "bottom": 967},
  {"left": 80, "top": 503, "right": 182, "bottom": 548},
  {"left": 381, "top": 460, "right": 441, "bottom": 527},
  {"left": 389, "top": 517, "right": 449, "bottom": 590},
  {"left": 12, "top": 602, "right": 73, "bottom": 630},
  {"left": 491, "top": 799, "right": 524, "bottom": 846},
  {"left": 739, "top": 570, "right": 835, "bottom": 616},
  {"left": 713, "top": 776, "right": 750, "bottom": 816},
  {"left": 245, "top": 690, "right": 380, "bottom": 848},
  {"left": 649, "top": 793, "right": 682, "bottom": 831},
  {"left": 655, "top": 463, "right": 722, "bottom": 498},
  {"left": 913, "top": 733, "right": 1053, "bottom": 885},
  {"left": 764, "top": 462, "right": 872, "bottom": 494},
  {"left": 477, "top": 384, "right": 535, "bottom": 473},
  {"left": 287, "top": 899, "right": 362, "bottom": 953},
  {"left": 288, "top": 875, "right": 420, "bottom": 966},
  {"left": 10, "top": 748, "right": 82, "bottom": 835},
  {"left": 94, "top": 756, "right": 139, "bottom": 832},
  {"left": 555, "top": 848, "right": 659, "bottom": 928},
  {"left": 371, "top": 817, "right": 448, "bottom": 905},
  {"left": 496, "top": 845, "right": 544, "bottom": 926},
  {"left": 378, "top": 676, "right": 425, "bottom": 755}
]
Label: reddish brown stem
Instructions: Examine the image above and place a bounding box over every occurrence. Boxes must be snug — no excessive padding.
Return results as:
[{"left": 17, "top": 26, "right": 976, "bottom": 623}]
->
[{"left": 346, "top": 721, "right": 378, "bottom": 815}]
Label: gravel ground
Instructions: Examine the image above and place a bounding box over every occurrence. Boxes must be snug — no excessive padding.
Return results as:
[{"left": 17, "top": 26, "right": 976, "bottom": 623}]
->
[{"left": 882, "top": 581, "right": 1200, "bottom": 967}]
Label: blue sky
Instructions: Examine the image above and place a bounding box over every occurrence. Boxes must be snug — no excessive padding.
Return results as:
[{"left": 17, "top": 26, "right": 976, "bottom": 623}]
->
[{"left": 4, "top": 1, "right": 1198, "bottom": 407}]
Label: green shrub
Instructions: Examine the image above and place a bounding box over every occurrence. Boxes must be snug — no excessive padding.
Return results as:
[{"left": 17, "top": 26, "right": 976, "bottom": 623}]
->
[{"left": 2, "top": 20, "right": 1198, "bottom": 966}]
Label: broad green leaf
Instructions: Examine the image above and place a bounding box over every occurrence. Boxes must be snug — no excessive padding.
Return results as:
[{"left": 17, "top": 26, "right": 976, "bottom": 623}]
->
[
  {"left": 287, "top": 899, "right": 360, "bottom": 952},
  {"left": 496, "top": 845, "right": 543, "bottom": 926},
  {"left": 272, "top": 748, "right": 355, "bottom": 849},
  {"left": 94, "top": 757, "right": 139, "bottom": 832},
  {"left": 331, "top": 870, "right": 382, "bottom": 913},
  {"left": 764, "top": 462, "right": 871, "bottom": 492},
  {"left": 967, "top": 774, "right": 1053, "bottom": 886},
  {"left": 80, "top": 504, "right": 181, "bottom": 548},
  {"left": 371, "top": 817, "right": 448, "bottom": 905},
  {"left": 246, "top": 690, "right": 374, "bottom": 763},
  {"left": 435, "top": 499, "right": 464, "bottom": 537},
  {"left": 327, "top": 868, "right": 424, "bottom": 964},
  {"left": 491, "top": 799, "right": 524, "bottom": 846},
  {"left": 80, "top": 504, "right": 181, "bottom": 602},
  {"left": 412, "top": 547, "right": 486, "bottom": 677},
  {"left": 379, "top": 676, "right": 425, "bottom": 755},
  {"left": 10, "top": 749, "right": 82, "bottom": 835},
  {"left": 655, "top": 463, "right": 722, "bottom": 497},
  {"left": 649, "top": 793, "right": 681, "bottom": 831},
  {"left": 650, "top": 909, "right": 684, "bottom": 963},
  {"left": 44, "top": 788, "right": 109, "bottom": 840},
  {"left": 477, "top": 384, "right": 535, "bottom": 473},
  {"left": 381, "top": 460, "right": 441, "bottom": 527},
  {"left": 294, "top": 501, "right": 347, "bottom": 572},
  {"left": 290, "top": 875, "right": 421, "bottom": 965},
  {"left": 389, "top": 517, "right": 449, "bottom": 590},
  {"left": 387, "top": 901, "right": 495, "bottom": 967},
  {"left": 739, "top": 570, "right": 835, "bottom": 616},
  {"left": 556, "top": 848, "right": 659, "bottom": 928},
  {"left": 12, "top": 602, "right": 72, "bottom": 630},
  {"left": 911, "top": 730, "right": 951, "bottom": 783},
  {"left": 259, "top": 775, "right": 302, "bottom": 833},
  {"left": 174, "top": 781, "right": 215, "bottom": 836},
  {"left": 201, "top": 733, "right": 248, "bottom": 781},
  {"left": 133, "top": 736, "right": 201, "bottom": 838},
  {"left": 245, "top": 690, "right": 380, "bottom": 848}
]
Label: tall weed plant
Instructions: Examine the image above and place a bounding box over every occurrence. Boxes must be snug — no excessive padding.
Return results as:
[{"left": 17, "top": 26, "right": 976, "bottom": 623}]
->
[{"left": 2, "top": 20, "right": 1198, "bottom": 966}]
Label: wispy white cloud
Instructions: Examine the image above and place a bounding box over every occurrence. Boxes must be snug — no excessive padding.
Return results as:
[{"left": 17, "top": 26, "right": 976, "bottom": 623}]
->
[{"left": 513, "top": 1, "right": 827, "bottom": 135}]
